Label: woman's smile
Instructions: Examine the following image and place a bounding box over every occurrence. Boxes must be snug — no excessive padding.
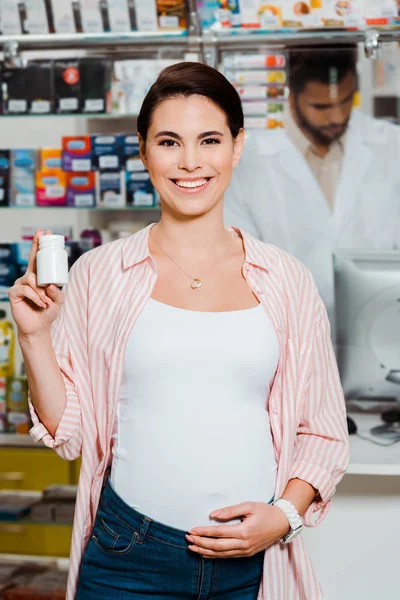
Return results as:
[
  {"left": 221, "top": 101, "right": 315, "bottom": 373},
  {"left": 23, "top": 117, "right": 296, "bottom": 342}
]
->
[{"left": 170, "top": 176, "right": 214, "bottom": 194}]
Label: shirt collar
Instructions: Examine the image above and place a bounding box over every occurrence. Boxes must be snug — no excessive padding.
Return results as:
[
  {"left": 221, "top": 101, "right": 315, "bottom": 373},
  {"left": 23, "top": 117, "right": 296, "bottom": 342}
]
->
[{"left": 122, "top": 223, "right": 270, "bottom": 272}]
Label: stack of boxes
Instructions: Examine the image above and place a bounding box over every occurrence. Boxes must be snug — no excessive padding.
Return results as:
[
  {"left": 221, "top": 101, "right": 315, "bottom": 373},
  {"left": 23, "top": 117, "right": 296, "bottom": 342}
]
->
[{"left": 0, "top": 135, "right": 157, "bottom": 209}]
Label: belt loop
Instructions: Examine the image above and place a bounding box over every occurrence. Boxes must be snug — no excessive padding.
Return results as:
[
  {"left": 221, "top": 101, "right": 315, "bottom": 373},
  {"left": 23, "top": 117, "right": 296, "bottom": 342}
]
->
[{"left": 137, "top": 516, "right": 151, "bottom": 543}]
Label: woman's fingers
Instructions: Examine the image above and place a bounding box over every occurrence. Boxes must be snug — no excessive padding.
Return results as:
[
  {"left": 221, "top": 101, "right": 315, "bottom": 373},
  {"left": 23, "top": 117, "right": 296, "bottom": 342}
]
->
[
  {"left": 20, "top": 272, "right": 49, "bottom": 305},
  {"left": 10, "top": 284, "right": 47, "bottom": 309},
  {"left": 26, "top": 229, "right": 44, "bottom": 273},
  {"left": 45, "top": 285, "right": 64, "bottom": 309}
]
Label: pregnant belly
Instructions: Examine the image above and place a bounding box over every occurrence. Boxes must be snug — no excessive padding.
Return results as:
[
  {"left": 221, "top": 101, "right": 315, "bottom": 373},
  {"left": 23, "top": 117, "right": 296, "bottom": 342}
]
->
[{"left": 112, "top": 410, "right": 277, "bottom": 532}]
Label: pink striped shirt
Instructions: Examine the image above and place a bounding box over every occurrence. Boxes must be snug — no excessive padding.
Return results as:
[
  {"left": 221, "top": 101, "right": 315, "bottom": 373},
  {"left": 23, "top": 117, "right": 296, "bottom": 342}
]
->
[{"left": 29, "top": 224, "right": 349, "bottom": 600}]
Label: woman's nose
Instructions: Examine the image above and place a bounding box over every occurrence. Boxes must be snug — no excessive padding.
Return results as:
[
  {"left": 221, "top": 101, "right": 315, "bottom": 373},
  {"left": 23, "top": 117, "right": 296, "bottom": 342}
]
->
[{"left": 178, "top": 146, "right": 203, "bottom": 172}]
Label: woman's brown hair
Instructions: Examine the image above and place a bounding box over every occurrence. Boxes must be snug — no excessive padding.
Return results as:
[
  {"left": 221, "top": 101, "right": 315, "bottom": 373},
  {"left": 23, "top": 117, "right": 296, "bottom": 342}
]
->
[{"left": 137, "top": 62, "right": 244, "bottom": 141}]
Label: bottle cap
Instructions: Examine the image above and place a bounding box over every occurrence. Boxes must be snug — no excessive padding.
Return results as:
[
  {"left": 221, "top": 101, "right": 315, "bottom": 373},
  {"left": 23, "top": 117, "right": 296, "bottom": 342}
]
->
[{"left": 39, "top": 235, "right": 65, "bottom": 249}]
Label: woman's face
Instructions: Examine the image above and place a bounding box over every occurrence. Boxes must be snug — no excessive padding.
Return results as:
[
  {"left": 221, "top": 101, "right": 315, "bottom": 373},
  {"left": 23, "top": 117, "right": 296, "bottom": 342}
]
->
[{"left": 140, "top": 95, "right": 244, "bottom": 218}]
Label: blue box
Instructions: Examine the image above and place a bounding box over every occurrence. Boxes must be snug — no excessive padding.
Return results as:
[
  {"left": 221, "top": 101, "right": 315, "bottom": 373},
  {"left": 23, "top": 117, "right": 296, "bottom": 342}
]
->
[
  {"left": 119, "top": 134, "right": 142, "bottom": 171},
  {"left": 126, "top": 170, "right": 155, "bottom": 207},
  {"left": 10, "top": 149, "right": 38, "bottom": 206},
  {"left": 92, "top": 135, "right": 121, "bottom": 170}
]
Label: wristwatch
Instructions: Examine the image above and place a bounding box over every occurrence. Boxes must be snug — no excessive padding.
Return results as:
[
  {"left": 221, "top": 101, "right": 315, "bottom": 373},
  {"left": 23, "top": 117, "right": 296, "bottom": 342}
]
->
[{"left": 272, "top": 498, "right": 303, "bottom": 544}]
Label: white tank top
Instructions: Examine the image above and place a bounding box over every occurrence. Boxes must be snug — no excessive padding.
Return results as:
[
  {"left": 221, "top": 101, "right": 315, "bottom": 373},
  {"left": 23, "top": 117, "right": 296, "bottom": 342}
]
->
[{"left": 111, "top": 298, "right": 279, "bottom": 532}]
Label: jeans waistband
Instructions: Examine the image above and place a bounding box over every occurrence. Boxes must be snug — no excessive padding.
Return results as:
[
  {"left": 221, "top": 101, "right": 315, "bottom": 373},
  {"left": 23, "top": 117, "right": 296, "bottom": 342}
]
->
[{"left": 101, "top": 477, "right": 191, "bottom": 546}]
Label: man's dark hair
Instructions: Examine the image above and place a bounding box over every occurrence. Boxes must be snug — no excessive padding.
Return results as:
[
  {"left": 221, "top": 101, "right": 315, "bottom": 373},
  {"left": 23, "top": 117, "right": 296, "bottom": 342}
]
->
[{"left": 288, "top": 44, "right": 358, "bottom": 95}]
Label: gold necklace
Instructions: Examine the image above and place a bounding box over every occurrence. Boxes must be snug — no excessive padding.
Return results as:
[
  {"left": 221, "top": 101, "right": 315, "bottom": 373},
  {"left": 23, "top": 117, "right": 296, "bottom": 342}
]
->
[{"left": 150, "top": 229, "right": 228, "bottom": 290}]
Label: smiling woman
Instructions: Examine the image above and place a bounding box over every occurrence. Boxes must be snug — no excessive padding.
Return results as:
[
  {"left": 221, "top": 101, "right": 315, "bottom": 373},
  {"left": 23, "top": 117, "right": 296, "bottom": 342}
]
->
[{"left": 9, "top": 61, "right": 349, "bottom": 600}]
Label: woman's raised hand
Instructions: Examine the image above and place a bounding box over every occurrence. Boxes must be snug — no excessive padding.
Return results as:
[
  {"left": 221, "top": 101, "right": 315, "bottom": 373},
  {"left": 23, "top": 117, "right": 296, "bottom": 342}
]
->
[{"left": 8, "top": 229, "right": 65, "bottom": 338}]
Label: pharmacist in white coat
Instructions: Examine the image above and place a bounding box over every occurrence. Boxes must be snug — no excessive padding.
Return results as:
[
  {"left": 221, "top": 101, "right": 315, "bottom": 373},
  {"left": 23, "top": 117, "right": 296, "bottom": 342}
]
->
[{"left": 224, "top": 45, "right": 400, "bottom": 327}]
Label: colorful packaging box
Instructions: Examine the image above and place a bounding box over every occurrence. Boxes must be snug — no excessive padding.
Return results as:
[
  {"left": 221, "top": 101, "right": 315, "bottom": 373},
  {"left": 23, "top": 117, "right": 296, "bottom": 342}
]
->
[
  {"left": 0, "top": 378, "right": 6, "bottom": 432},
  {"left": 323, "top": 0, "right": 365, "bottom": 27},
  {"left": 10, "top": 149, "right": 38, "bottom": 207},
  {"left": 6, "top": 377, "right": 30, "bottom": 435},
  {"left": 281, "top": 0, "right": 322, "bottom": 27},
  {"left": 365, "top": 0, "right": 398, "bottom": 25},
  {"left": 66, "top": 172, "right": 96, "bottom": 207},
  {"left": 92, "top": 135, "right": 121, "bottom": 170},
  {"left": 39, "top": 148, "right": 63, "bottom": 172},
  {"left": 36, "top": 171, "right": 67, "bottom": 206},
  {"left": 135, "top": 0, "right": 158, "bottom": 30},
  {"left": 54, "top": 61, "right": 81, "bottom": 114},
  {"left": 62, "top": 136, "right": 93, "bottom": 172},
  {"left": 197, "top": 1, "right": 220, "bottom": 28},
  {"left": 126, "top": 171, "right": 155, "bottom": 207},
  {"left": 0, "top": 151, "right": 10, "bottom": 207},
  {"left": 96, "top": 171, "right": 126, "bottom": 207},
  {"left": 118, "top": 134, "right": 141, "bottom": 170}
]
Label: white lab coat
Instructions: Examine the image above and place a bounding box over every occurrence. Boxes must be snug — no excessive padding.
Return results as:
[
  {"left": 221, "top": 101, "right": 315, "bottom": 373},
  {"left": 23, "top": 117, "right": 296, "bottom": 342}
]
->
[{"left": 225, "top": 110, "right": 400, "bottom": 324}]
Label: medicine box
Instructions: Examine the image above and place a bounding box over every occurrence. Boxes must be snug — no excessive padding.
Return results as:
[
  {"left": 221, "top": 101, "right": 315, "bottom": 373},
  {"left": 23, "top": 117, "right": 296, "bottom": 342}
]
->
[
  {"left": 365, "top": 0, "right": 398, "bottom": 25},
  {"left": 10, "top": 149, "right": 38, "bottom": 207},
  {"left": 281, "top": 0, "right": 322, "bottom": 27},
  {"left": 36, "top": 171, "right": 67, "bottom": 206},
  {"left": 66, "top": 172, "right": 96, "bottom": 207},
  {"left": 96, "top": 171, "right": 126, "bottom": 207},
  {"left": 24, "top": 0, "right": 49, "bottom": 34},
  {"left": 126, "top": 171, "right": 155, "bottom": 207},
  {"left": 62, "top": 136, "right": 93, "bottom": 172},
  {"left": 135, "top": 0, "right": 158, "bottom": 30},
  {"left": 119, "top": 134, "right": 141, "bottom": 170},
  {"left": 54, "top": 61, "right": 81, "bottom": 114},
  {"left": 92, "top": 135, "right": 121, "bottom": 170},
  {"left": 323, "top": 0, "right": 365, "bottom": 27},
  {"left": 40, "top": 148, "right": 63, "bottom": 172},
  {"left": 0, "top": 151, "right": 10, "bottom": 207}
]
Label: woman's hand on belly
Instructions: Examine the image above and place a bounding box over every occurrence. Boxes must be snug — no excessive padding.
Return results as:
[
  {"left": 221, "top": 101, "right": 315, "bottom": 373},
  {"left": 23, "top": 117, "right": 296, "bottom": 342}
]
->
[{"left": 185, "top": 501, "right": 290, "bottom": 558}]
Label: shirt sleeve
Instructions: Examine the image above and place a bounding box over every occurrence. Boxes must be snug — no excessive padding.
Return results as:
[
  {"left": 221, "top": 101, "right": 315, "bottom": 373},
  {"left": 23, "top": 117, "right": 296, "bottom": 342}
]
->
[
  {"left": 28, "top": 258, "right": 88, "bottom": 461},
  {"left": 289, "top": 289, "right": 350, "bottom": 527}
]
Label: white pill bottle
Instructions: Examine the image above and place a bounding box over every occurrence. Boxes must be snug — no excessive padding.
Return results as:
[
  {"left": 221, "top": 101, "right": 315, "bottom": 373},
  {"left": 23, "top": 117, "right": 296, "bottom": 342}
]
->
[{"left": 37, "top": 235, "right": 69, "bottom": 287}]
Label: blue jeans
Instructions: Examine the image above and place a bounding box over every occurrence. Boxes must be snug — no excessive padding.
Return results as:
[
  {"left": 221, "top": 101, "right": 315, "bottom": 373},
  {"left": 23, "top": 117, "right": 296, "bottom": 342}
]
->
[{"left": 76, "top": 479, "right": 266, "bottom": 599}]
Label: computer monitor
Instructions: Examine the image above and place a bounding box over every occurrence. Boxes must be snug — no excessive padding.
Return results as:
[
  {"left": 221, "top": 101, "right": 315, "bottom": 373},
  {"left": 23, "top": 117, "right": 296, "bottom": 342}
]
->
[{"left": 334, "top": 250, "right": 400, "bottom": 402}]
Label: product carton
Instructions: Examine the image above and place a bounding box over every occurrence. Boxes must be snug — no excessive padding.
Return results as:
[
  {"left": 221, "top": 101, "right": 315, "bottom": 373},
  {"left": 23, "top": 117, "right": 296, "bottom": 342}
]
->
[
  {"left": 6, "top": 377, "right": 30, "bottom": 434},
  {"left": 365, "top": 0, "right": 398, "bottom": 25},
  {"left": 280, "top": 0, "right": 323, "bottom": 27},
  {"left": 119, "top": 134, "right": 141, "bottom": 170},
  {"left": 0, "top": 150, "right": 10, "bottom": 207},
  {"left": 1, "top": 0, "right": 23, "bottom": 35},
  {"left": 126, "top": 171, "right": 155, "bottom": 207},
  {"left": 106, "top": 0, "right": 132, "bottom": 31},
  {"left": 257, "top": 2, "right": 283, "bottom": 27},
  {"left": 54, "top": 61, "right": 81, "bottom": 113},
  {"left": 80, "top": 58, "right": 112, "bottom": 114},
  {"left": 50, "top": 0, "right": 76, "bottom": 33},
  {"left": 66, "top": 172, "right": 96, "bottom": 207},
  {"left": 39, "top": 148, "right": 62, "bottom": 172},
  {"left": 135, "top": 0, "right": 158, "bottom": 30},
  {"left": 27, "top": 61, "right": 54, "bottom": 115},
  {"left": 10, "top": 149, "right": 38, "bottom": 207},
  {"left": 79, "top": 0, "right": 104, "bottom": 32},
  {"left": 92, "top": 135, "right": 121, "bottom": 170},
  {"left": 62, "top": 136, "right": 93, "bottom": 172},
  {"left": 323, "top": 0, "right": 365, "bottom": 27},
  {"left": 24, "top": 0, "right": 49, "bottom": 34},
  {"left": 2, "top": 68, "right": 30, "bottom": 114},
  {"left": 96, "top": 171, "right": 126, "bottom": 207},
  {"left": 36, "top": 171, "right": 67, "bottom": 207},
  {"left": 157, "top": 0, "right": 187, "bottom": 29}
]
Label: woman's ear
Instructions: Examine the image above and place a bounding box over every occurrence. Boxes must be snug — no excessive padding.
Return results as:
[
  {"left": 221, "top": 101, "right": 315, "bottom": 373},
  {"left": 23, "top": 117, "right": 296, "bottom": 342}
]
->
[
  {"left": 232, "top": 128, "right": 245, "bottom": 168},
  {"left": 138, "top": 134, "right": 148, "bottom": 169}
]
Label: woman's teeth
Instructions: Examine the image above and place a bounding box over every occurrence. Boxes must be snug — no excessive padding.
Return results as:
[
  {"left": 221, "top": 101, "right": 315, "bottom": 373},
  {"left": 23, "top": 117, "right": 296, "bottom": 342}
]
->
[{"left": 174, "top": 179, "right": 209, "bottom": 189}]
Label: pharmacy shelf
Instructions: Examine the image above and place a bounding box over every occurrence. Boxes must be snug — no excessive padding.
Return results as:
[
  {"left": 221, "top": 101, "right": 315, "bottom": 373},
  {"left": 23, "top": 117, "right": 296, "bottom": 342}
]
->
[
  {"left": 0, "top": 206, "right": 161, "bottom": 211},
  {"left": 203, "top": 26, "right": 400, "bottom": 48},
  {"left": 0, "top": 30, "right": 190, "bottom": 51},
  {"left": 0, "top": 113, "right": 141, "bottom": 119}
]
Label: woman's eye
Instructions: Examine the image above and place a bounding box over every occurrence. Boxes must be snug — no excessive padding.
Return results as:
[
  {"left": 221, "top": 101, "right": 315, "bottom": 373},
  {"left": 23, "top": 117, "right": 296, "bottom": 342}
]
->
[
  {"left": 202, "top": 138, "right": 220, "bottom": 145},
  {"left": 159, "top": 139, "right": 177, "bottom": 147}
]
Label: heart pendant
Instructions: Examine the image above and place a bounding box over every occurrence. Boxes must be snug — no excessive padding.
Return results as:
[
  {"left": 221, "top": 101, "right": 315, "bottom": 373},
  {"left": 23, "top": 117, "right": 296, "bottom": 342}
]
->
[{"left": 190, "top": 279, "right": 202, "bottom": 290}]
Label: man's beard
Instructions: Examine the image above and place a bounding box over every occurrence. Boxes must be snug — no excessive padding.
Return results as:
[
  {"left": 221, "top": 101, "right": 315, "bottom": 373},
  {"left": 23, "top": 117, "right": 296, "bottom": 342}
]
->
[{"left": 293, "top": 97, "right": 350, "bottom": 147}]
